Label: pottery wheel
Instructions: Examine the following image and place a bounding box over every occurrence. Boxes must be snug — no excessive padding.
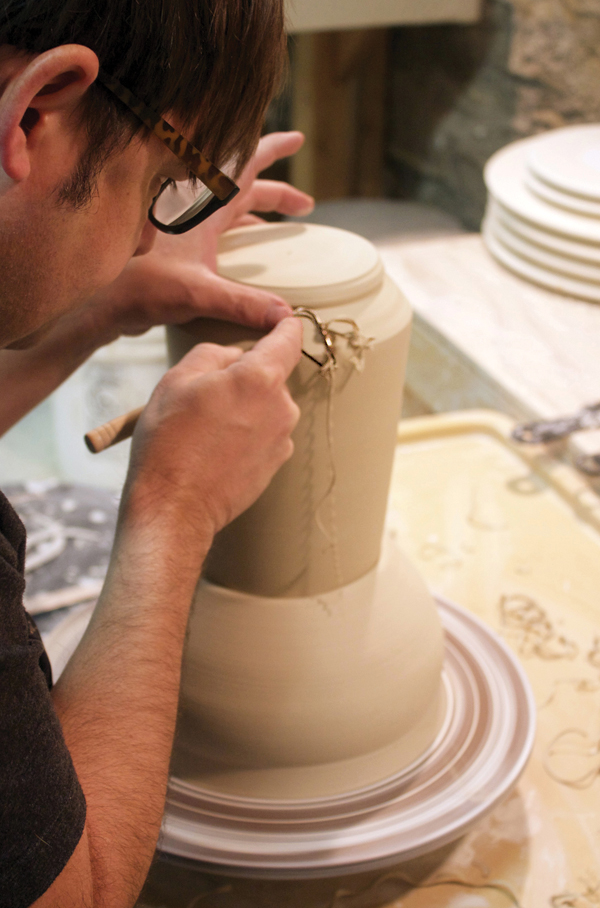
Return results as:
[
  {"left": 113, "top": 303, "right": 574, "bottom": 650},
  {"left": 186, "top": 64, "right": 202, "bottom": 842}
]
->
[{"left": 160, "top": 596, "right": 535, "bottom": 878}]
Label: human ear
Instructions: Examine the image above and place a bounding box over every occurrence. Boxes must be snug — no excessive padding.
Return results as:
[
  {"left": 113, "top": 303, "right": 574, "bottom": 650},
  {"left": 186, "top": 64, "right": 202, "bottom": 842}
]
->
[{"left": 0, "top": 45, "right": 99, "bottom": 182}]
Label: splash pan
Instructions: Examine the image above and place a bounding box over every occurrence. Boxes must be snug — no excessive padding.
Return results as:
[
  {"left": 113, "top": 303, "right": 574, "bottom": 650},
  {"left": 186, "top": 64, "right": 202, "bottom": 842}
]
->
[{"left": 160, "top": 596, "right": 535, "bottom": 878}]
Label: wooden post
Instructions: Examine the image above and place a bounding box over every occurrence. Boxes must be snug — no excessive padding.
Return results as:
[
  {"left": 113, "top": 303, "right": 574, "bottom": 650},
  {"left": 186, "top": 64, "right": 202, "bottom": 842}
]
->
[{"left": 291, "top": 29, "right": 388, "bottom": 200}]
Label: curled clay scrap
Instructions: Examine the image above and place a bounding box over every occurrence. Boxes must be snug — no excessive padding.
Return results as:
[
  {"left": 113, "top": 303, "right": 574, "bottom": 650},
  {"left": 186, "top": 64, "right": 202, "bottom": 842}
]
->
[
  {"left": 588, "top": 637, "right": 600, "bottom": 671},
  {"left": 293, "top": 308, "right": 374, "bottom": 374},
  {"left": 545, "top": 728, "right": 600, "bottom": 789},
  {"left": 499, "top": 594, "right": 579, "bottom": 661},
  {"left": 550, "top": 874, "right": 600, "bottom": 907},
  {"left": 499, "top": 595, "right": 600, "bottom": 790},
  {"left": 326, "top": 318, "right": 374, "bottom": 372},
  {"left": 538, "top": 677, "right": 600, "bottom": 711}
]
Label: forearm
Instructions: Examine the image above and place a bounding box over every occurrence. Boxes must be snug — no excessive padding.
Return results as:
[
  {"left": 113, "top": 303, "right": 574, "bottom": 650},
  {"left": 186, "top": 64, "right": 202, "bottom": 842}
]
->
[{"left": 50, "top": 491, "right": 213, "bottom": 907}]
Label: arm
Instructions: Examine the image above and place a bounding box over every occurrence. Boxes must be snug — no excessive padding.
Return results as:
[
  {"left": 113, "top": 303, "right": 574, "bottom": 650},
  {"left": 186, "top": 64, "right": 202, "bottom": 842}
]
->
[
  {"left": 36, "top": 317, "right": 303, "bottom": 907},
  {"left": 0, "top": 132, "right": 312, "bottom": 435}
]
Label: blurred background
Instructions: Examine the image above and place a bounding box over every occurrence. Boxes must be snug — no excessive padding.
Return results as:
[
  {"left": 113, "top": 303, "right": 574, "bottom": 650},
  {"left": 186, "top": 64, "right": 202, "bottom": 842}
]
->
[{"left": 264, "top": 0, "right": 600, "bottom": 229}]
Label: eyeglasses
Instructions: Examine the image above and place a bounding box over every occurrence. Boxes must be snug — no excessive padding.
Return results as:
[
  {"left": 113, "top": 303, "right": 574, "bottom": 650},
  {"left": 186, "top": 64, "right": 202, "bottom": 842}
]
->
[{"left": 97, "top": 70, "right": 240, "bottom": 234}]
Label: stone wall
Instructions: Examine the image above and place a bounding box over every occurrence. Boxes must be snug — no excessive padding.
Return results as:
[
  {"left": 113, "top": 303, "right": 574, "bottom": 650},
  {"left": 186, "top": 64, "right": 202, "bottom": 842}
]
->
[{"left": 386, "top": 0, "right": 600, "bottom": 229}]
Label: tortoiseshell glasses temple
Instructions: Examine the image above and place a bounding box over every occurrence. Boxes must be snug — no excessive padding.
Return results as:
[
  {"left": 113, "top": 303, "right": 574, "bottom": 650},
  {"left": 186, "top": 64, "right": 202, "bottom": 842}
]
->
[{"left": 97, "top": 70, "right": 240, "bottom": 234}]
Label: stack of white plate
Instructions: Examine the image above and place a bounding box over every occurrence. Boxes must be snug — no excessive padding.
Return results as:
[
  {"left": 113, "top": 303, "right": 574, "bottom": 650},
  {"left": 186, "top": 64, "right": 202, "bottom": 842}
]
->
[{"left": 483, "top": 124, "right": 600, "bottom": 302}]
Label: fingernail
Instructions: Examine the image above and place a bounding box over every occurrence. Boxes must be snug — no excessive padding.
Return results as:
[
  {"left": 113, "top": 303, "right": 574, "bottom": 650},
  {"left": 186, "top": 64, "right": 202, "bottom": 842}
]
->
[
  {"left": 266, "top": 300, "right": 293, "bottom": 324},
  {"left": 296, "top": 200, "right": 315, "bottom": 216}
]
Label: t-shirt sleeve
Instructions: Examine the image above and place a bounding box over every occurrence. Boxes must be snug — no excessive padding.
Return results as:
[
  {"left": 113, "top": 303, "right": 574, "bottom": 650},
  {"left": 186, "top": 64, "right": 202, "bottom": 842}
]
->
[{"left": 0, "top": 492, "right": 86, "bottom": 908}]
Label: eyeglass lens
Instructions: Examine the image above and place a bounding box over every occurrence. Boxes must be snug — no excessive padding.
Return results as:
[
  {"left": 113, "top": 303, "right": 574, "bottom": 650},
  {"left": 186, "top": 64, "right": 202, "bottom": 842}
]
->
[{"left": 153, "top": 180, "right": 215, "bottom": 228}]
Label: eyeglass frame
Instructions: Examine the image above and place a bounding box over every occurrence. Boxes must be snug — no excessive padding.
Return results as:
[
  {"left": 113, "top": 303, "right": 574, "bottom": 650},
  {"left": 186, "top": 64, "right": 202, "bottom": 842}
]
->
[{"left": 96, "top": 69, "right": 240, "bottom": 234}]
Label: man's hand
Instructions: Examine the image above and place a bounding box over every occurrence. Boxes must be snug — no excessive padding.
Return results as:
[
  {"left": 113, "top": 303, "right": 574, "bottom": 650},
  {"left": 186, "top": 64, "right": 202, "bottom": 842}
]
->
[
  {"left": 91, "top": 131, "right": 314, "bottom": 341},
  {"left": 122, "top": 316, "right": 303, "bottom": 552}
]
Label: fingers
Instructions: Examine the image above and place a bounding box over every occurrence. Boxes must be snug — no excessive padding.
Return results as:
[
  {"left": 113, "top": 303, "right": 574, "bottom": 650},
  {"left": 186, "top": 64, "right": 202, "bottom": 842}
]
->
[
  {"left": 172, "top": 318, "right": 303, "bottom": 387},
  {"left": 253, "top": 131, "right": 305, "bottom": 175},
  {"left": 187, "top": 266, "right": 292, "bottom": 329},
  {"left": 245, "top": 179, "right": 314, "bottom": 218},
  {"left": 239, "top": 316, "right": 303, "bottom": 383},
  {"left": 167, "top": 319, "right": 302, "bottom": 399},
  {"left": 129, "top": 317, "right": 303, "bottom": 537},
  {"left": 174, "top": 341, "right": 243, "bottom": 376},
  {"left": 230, "top": 214, "right": 265, "bottom": 228}
]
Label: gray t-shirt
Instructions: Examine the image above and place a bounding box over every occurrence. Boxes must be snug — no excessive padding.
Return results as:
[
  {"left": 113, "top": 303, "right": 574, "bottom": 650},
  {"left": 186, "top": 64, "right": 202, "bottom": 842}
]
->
[{"left": 0, "top": 491, "right": 86, "bottom": 907}]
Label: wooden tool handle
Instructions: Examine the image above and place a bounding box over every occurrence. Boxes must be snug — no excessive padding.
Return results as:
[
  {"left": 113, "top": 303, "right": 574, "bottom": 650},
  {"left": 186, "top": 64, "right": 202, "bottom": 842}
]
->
[{"left": 84, "top": 405, "right": 144, "bottom": 454}]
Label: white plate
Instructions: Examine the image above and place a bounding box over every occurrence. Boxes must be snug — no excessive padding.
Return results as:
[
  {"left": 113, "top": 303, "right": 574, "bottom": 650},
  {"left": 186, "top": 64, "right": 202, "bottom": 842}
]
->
[
  {"left": 159, "top": 596, "right": 535, "bottom": 878},
  {"left": 485, "top": 197, "right": 600, "bottom": 265},
  {"left": 483, "top": 222, "right": 600, "bottom": 303},
  {"left": 525, "top": 168, "right": 600, "bottom": 219},
  {"left": 527, "top": 123, "right": 600, "bottom": 203},
  {"left": 484, "top": 139, "right": 600, "bottom": 244},
  {"left": 484, "top": 209, "right": 600, "bottom": 284}
]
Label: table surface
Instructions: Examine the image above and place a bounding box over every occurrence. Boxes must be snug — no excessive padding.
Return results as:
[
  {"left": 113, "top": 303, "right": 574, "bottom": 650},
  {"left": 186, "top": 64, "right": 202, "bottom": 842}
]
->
[{"left": 380, "top": 231, "right": 600, "bottom": 485}]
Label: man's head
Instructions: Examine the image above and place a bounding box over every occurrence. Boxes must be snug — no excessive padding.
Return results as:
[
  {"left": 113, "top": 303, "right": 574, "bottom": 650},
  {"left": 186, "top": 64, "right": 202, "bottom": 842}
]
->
[
  {"left": 0, "top": 0, "right": 286, "bottom": 346},
  {"left": 1, "top": 0, "right": 286, "bottom": 206}
]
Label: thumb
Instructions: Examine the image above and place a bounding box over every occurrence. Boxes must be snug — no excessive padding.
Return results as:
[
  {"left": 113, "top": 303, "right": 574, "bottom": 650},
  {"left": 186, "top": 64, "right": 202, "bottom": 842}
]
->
[{"left": 188, "top": 266, "right": 292, "bottom": 330}]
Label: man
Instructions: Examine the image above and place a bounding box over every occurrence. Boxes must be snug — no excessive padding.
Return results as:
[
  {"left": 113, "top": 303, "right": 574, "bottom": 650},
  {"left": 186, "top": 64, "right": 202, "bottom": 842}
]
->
[{"left": 0, "top": 1, "right": 313, "bottom": 905}]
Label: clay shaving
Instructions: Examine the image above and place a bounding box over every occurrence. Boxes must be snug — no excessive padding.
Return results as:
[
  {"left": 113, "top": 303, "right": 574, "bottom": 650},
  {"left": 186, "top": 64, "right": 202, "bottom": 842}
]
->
[
  {"left": 587, "top": 637, "right": 600, "bottom": 670},
  {"left": 316, "top": 366, "right": 343, "bottom": 586},
  {"left": 294, "top": 308, "right": 374, "bottom": 586},
  {"left": 545, "top": 727, "right": 600, "bottom": 789},
  {"left": 539, "top": 677, "right": 600, "bottom": 711},
  {"left": 499, "top": 594, "right": 578, "bottom": 660},
  {"left": 550, "top": 874, "right": 600, "bottom": 906},
  {"left": 540, "top": 654, "right": 600, "bottom": 786},
  {"left": 498, "top": 595, "right": 600, "bottom": 790}
]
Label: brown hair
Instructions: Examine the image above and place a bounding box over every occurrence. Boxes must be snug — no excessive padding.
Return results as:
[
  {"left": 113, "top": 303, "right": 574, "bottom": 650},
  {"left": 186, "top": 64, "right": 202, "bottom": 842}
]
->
[{"left": 1, "top": 0, "right": 286, "bottom": 206}]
